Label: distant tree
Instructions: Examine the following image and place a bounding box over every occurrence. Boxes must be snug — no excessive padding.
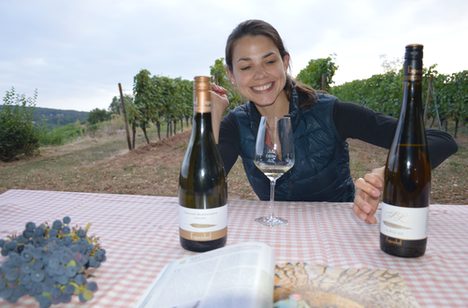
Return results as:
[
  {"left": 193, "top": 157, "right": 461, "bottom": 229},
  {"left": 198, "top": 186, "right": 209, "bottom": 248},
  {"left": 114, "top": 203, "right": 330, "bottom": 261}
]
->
[
  {"left": 210, "top": 57, "right": 242, "bottom": 108},
  {"left": 87, "top": 108, "right": 111, "bottom": 124},
  {"left": 109, "top": 94, "right": 133, "bottom": 114},
  {"left": 109, "top": 96, "right": 120, "bottom": 114},
  {"left": 210, "top": 58, "right": 230, "bottom": 88},
  {"left": 296, "top": 56, "right": 338, "bottom": 91},
  {"left": 0, "top": 88, "right": 40, "bottom": 161}
]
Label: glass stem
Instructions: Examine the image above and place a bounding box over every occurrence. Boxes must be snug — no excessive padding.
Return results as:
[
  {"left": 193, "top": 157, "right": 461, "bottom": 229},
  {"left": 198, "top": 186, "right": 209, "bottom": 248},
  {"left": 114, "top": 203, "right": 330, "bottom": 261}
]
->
[{"left": 269, "top": 179, "right": 276, "bottom": 218}]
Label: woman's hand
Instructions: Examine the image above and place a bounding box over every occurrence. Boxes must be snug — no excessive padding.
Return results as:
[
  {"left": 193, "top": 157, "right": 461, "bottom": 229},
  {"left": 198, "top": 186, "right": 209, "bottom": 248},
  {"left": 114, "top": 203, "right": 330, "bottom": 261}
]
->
[
  {"left": 353, "top": 166, "right": 384, "bottom": 224},
  {"left": 210, "top": 84, "right": 229, "bottom": 143}
]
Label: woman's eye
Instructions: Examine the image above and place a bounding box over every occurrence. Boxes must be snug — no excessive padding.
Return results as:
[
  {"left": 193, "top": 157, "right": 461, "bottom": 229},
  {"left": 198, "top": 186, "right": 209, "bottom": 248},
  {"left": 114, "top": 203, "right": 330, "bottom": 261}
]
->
[
  {"left": 240, "top": 66, "right": 251, "bottom": 71},
  {"left": 267, "top": 60, "right": 276, "bottom": 65}
]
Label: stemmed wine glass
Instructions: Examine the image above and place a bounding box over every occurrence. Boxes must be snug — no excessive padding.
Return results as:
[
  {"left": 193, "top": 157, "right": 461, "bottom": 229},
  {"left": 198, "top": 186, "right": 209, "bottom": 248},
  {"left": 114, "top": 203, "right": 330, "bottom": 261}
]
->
[{"left": 254, "top": 116, "right": 295, "bottom": 227}]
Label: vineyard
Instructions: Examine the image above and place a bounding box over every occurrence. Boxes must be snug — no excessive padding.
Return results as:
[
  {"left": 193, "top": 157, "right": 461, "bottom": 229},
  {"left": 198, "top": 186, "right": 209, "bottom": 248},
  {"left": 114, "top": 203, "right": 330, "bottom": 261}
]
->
[{"left": 331, "top": 68, "right": 467, "bottom": 138}]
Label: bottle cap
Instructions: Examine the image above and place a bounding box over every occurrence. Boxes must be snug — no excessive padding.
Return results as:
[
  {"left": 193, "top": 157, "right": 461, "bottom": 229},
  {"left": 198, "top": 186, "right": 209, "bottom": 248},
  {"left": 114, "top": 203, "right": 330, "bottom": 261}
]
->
[
  {"left": 404, "top": 45, "right": 423, "bottom": 81},
  {"left": 194, "top": 76, "right": 211, "bottom": 90},
  {"left": 405, "top": 44, "right": 423, "bottom": 60}
]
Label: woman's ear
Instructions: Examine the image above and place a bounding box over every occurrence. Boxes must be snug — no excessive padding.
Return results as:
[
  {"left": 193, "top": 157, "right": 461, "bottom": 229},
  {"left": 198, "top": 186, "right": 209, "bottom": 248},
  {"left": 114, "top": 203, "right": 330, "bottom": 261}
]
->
[{"left": 283, "top": 53, "right": 290, "bottom": 71}]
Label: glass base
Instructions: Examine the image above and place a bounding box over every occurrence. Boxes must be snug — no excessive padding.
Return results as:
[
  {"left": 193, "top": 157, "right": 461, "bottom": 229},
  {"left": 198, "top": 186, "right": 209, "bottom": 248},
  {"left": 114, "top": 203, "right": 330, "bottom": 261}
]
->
[{"left": 255, "top": 215, "right": 288, "bottom": 227}]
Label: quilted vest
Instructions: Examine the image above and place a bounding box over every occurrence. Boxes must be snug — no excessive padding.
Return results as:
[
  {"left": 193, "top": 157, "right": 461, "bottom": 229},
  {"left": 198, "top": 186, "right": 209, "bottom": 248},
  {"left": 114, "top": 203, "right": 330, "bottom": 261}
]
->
[{"left": 232, "top": 90, "right": 355, "bottom": 202}]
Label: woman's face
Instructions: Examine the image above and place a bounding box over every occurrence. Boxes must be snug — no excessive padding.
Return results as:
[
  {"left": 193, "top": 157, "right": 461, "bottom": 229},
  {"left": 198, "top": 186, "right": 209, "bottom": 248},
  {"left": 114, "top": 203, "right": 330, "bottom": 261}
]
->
[{"left": 228, "top": 35, "right": 289, "bottom": 107}]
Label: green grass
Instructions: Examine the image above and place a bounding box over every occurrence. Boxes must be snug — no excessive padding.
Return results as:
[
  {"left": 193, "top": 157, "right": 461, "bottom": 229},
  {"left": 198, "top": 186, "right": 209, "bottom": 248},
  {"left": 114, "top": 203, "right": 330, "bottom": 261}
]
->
[{"left": 38, "top": 122, "right": 86, "bottom": 145}]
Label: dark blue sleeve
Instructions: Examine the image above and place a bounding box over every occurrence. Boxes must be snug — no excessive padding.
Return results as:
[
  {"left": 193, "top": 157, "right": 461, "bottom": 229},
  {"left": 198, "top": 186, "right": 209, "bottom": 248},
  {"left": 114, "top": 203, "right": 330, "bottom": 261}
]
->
[{"left": 333, "top": 101, "right": 458, "bottom": 168}]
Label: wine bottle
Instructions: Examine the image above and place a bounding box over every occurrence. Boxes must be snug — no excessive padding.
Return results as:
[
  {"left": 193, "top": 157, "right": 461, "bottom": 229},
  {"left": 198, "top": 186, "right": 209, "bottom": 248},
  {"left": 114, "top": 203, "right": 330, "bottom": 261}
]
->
[
  {"left": 380, "top": 44, "right": 431, "bottom": 258},
  {"left": 178, "top": 76, "right": 228, "bottom": 252}
]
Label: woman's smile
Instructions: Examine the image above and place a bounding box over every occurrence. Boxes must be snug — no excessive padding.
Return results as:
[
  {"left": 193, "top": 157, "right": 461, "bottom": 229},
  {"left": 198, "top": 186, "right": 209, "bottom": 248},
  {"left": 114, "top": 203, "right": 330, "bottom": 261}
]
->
[{"left": 252, "top": 82, "right": 274, "bottom": 93}]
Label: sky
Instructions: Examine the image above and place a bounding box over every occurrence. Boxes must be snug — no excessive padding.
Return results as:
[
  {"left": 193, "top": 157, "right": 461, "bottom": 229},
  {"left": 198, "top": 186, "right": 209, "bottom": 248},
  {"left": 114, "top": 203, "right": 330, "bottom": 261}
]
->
[{"left": 1, "top": 0, "right": 467, "bottom": 112}]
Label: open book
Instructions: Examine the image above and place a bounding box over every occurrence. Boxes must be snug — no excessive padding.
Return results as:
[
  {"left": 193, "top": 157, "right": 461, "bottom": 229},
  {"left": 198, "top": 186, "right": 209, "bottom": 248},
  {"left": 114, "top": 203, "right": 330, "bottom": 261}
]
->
[
  {"left": 136, "top": 242, "right": 419, "bottom": 308},
  {"left": 136, "top": 242, "right": 274, "bottom": 308}
]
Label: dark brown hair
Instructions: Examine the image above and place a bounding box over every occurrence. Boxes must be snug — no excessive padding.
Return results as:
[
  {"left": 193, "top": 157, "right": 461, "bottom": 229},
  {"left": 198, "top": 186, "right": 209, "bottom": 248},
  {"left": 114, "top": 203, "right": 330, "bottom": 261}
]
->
[{"left": 225, "top": 19, "right": 316, "bottom": 108}]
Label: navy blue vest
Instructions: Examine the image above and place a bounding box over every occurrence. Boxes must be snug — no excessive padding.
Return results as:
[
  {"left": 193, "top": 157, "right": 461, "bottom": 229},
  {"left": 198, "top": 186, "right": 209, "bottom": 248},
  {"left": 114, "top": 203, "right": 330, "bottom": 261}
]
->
[{"left": 232, "top": 91, "right": 355, "bottom": 202}]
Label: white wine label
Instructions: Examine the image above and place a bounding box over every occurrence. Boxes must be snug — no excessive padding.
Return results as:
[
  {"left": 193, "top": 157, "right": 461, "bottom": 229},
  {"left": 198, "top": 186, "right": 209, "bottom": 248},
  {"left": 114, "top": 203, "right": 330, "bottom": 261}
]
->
[
  {"left": 380, "top": 202, "right": 428, "bottom": 240},
  {"left": 179, "top": 205, "right": 227, "bottom": 241}
]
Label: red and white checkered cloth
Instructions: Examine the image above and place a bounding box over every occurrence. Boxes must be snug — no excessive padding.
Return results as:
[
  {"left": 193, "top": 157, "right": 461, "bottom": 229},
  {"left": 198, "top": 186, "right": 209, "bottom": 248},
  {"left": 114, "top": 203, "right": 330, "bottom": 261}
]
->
[{"left": 0, "top": 190, "right": 467, "bottom": 307}]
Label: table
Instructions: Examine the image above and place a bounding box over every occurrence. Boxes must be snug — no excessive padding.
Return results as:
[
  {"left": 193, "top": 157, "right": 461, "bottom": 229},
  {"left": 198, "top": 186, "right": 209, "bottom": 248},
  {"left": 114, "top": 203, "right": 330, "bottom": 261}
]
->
[{"left": 0, "top": 189, "right": 467, "bottom": 307}]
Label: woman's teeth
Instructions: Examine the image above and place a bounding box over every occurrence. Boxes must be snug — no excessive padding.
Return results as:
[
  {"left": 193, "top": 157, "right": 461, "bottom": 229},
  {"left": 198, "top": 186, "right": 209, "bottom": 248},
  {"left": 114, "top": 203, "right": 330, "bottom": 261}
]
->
[{"left": 253, "top": 83, "right": 273, "bottom": 91}]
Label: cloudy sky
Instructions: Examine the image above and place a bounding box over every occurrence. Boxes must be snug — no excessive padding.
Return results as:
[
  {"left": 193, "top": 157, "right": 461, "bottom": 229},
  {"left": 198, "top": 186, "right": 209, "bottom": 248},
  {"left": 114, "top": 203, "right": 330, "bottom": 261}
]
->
[{"left": 1, "top": 0, "right": 467, "bottom": 111}]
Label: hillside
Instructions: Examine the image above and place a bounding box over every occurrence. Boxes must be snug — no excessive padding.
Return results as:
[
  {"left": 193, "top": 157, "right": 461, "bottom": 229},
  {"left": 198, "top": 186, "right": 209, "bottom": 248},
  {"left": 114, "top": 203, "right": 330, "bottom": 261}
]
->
[
  {"left": 0, "top": 105, "right": 89, "bottom": 128},
  {"left": 33, "top": 106, "right": 89, "bottom": 127}
]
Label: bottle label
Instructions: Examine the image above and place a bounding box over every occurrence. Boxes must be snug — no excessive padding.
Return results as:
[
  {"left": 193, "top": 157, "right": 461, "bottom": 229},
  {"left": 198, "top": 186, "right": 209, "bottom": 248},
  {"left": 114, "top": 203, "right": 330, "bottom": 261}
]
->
[
  {"left": 380, "top": 202, "right": 428, "bottom": 240},
  {"left": 404, "top": 67, "right": 422, "bottom": 81},
  {"left": 179, "top": 204, "right": 227, "bottom": 241}
]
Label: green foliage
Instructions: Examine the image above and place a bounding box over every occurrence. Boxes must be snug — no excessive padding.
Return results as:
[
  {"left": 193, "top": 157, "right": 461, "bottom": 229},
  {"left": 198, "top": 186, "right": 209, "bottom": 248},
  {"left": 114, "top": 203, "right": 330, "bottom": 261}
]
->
[
  {"left": 132, "top": 69, "right": 193, "bottom": 142},
  {"left": 108, "top": 95, "right": 133, "bottom": 115},
  {"left": 296, "top": 56, "right": 338, "bottom": 91},
  {"left": 331, "top": 67, "right": 467, "bottom": 136},
  {"left": 38, "top": 122, "right": 85, "bottom": 145},
  {"left": 132, "top": 61, "right": 246, "bottom": 140},
  {"left": 133, "top": 69, "right": 154, "bottom": 126},
  {"left": 428, "top": 70, "right": 468, "bottom": 136},
  {"left": 210, "top": 58, "right": 229, "bottom": 87},
  {"left": 331, "top": 71, "right": 402, "bottom": 117},
  {"left": 33, "top": 107, "right": 88, "bottom": 128},
  {"left": 210, "top": 57, "right": 242, "bottom": 109},
  {"left": 87, "top": 108, "right": 111, "bottom": 125},
  {"left": 0, "top": 105, "right": 88, "bottom": 129},
  {"left": 0, "top": 88, "right": 40, "bottom": 161}
]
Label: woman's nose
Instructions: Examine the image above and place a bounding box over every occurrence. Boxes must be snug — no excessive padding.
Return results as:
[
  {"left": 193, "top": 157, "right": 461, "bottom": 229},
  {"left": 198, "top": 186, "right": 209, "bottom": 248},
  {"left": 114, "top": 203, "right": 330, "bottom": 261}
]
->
[{"left": 253, "top": 66, "right": 267, "bottom": 79}]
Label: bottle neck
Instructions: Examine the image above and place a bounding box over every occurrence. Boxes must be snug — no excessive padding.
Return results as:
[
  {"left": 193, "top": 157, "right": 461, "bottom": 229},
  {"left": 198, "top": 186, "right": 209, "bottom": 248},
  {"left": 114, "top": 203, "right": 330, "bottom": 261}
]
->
[
  {"left": 398, "top": 59, "right": 427, "bottom": 145},
  {"left": 193, "top": 112, "right": 213, "bottom": 136},
  {"left": 402, "top": 78, "right": 422, "bottom": 111},
  {"left": 192, "top": 76, "right": 213, "bottom": 137},
  {"left": 401, "top": 58, "right": 423, "bottom": 118}
]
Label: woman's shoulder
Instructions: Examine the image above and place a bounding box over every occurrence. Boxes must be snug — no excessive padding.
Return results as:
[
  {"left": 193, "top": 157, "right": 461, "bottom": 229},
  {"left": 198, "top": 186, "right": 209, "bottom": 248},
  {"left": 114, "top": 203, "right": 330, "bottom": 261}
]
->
[
  {"left": 315, "top": 92, "right": 339, "bottom": 105},
  {"left": 223, "top": 102, "right": 250, "bottom": 126},
  {"left": 230, "top": 101, "right": 251, "bottom": 112},
  {"left": 299, "top": 92, "right": 338, "bottom": 115}
]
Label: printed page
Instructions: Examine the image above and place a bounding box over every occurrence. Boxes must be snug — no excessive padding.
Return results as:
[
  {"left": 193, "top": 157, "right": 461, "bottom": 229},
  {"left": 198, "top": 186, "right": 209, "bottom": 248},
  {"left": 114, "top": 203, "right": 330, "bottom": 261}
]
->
[{"left": 136, "top": 242, "right": 275, "bottom": 308}]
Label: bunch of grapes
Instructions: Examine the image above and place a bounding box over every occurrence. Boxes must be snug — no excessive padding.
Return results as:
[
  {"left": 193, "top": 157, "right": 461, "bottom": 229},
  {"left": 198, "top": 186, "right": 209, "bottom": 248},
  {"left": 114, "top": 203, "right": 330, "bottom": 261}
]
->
[{"left": 0, "top": 216, "right": 106, "bottom": 308}]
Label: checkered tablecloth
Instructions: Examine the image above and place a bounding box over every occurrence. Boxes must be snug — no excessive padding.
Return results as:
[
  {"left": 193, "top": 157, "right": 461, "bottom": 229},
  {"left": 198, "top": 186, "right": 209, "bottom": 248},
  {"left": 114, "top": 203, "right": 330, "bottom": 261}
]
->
[{"left": 0, "top": 189, "right": 467, "bottom": 307}]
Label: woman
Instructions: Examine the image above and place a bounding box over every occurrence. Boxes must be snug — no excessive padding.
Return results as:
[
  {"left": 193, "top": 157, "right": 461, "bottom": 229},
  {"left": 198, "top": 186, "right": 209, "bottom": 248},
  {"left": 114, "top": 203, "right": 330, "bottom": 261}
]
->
[{"left": 210, "top": 19, "right": 458, "bottom": 224}]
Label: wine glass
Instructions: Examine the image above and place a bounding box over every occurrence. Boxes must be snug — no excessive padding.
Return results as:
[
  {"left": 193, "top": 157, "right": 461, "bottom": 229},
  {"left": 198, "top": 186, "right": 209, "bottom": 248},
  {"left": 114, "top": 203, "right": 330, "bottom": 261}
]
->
[{"left": 254, "top": 116, "right": 295, "bottom": 227}]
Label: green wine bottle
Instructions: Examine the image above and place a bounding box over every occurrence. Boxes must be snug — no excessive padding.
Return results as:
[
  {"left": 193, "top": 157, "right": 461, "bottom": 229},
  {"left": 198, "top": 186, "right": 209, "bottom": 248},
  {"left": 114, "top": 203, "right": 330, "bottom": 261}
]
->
[
  {"left": 178, "top": 76, "right": 228, "bottom": 252},
  {"left": 380, "top": 44, "right": 431, "bottom": 258}
]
